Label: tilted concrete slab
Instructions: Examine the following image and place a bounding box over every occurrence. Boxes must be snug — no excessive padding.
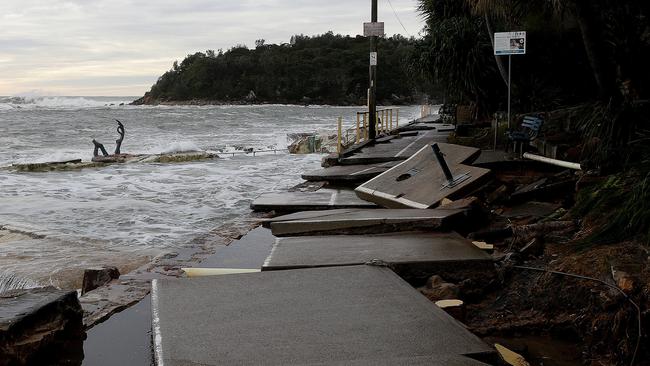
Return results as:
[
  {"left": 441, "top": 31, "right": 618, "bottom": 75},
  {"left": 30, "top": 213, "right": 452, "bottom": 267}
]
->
[
  {"left": 339, "top": 130, "right": 449, "bottom": 165},
  {"left": 264, "top": 208, "right": 466, "bottom": 236},
  {"left": 301, "top": 162, "right": 399, "bottom": 184},
  {"left": 355, "top": 143, "right": 491, "bottom": 209},
  {"left": 193, "top": 226, "right": 275, "bottom": 269},
  {"left": 151, "top": 265, "right": 495, "bottom": 366},
  {"left": 250, "top": 189, "right": 377, "bottom": 212},
  {"left": 262, "top": 231, "right": 492, "bottom": 272}
]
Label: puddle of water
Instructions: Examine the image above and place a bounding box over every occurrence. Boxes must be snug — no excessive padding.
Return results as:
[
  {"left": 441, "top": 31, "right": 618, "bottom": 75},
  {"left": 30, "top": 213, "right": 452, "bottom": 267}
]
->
[{"left": 82, "top": 295, "right": 153, "bottom": 366}]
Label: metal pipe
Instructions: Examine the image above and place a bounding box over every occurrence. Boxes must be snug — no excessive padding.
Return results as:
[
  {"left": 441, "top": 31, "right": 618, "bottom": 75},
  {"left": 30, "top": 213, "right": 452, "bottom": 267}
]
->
[
  {"left": 431, "top": 144, "right": 454, "bottom": 182},
  {"left": 522, "top": 153, "right": 582, "bottom": 170}
]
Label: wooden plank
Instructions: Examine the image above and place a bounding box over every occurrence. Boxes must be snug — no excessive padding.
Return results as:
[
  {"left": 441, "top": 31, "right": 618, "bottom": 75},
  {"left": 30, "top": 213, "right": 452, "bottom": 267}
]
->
[{"left": 355, "top": 143, "right": 491, "bottom": 209}]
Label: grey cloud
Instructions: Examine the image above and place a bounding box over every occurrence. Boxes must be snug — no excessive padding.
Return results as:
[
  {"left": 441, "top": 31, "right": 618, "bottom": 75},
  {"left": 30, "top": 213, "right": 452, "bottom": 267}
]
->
[{"left": 0, "top": 0, "right": 424, "bottom": 96}]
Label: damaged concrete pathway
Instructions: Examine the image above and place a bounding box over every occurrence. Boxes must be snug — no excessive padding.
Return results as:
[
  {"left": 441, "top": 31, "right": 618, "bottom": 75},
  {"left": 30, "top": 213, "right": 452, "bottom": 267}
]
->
[
  {"left": 150, "top": 119, "right": 499, "bottom": 365},
  {"left": 152, "top": 266, "right": 495, "bottom": 366}
]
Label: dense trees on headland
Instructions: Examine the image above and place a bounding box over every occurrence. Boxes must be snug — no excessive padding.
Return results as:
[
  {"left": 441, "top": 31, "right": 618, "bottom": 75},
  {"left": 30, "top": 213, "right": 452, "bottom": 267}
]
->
[{"left": 134, "top": 33, "right": 430, "bottom": 105}]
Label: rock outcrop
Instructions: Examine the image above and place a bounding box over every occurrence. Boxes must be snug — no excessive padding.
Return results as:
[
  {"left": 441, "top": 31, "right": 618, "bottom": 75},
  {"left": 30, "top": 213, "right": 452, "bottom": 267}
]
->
[{"left": 0, "top": 287, "right": 85, "bottom": 365}]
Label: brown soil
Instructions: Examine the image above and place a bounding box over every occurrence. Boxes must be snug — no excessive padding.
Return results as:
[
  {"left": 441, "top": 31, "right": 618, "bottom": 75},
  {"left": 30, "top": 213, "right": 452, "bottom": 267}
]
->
[{"left": 451, "top": 169, "right": 650, "bottom": 365}]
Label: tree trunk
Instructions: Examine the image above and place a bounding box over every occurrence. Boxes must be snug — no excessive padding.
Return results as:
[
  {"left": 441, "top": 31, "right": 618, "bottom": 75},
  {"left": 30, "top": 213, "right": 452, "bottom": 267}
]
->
[
  {"left": 573, "top": 1, "right": 617, "bottom": 101},
  {"left": 485, "top": 14, "right": 509, "bottom": 87}
]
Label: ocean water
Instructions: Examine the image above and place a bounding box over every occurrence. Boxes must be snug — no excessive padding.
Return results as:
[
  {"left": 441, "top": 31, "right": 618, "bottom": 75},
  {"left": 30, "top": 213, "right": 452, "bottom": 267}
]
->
[{"left": 0, "top": 96, "right": 421, "bottom": 289}]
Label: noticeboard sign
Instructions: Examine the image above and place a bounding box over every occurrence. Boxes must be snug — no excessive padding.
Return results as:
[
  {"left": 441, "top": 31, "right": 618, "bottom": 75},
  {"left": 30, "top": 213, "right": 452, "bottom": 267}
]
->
[
  {"left": 364, "top": 22, "right": 384, "bottom": 37},
  {"left": 494, "top": 31, "right": 526, "bottom": 55}
]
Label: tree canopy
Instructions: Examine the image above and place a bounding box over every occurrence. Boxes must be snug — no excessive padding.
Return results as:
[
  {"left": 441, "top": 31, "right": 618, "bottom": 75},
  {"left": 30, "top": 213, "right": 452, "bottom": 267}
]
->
[
  {"left": 136, "top": 32, "right": 428, "bottom": 105},
  {"left": 409, "top": 0, "right": 650, "bottom": 112}
]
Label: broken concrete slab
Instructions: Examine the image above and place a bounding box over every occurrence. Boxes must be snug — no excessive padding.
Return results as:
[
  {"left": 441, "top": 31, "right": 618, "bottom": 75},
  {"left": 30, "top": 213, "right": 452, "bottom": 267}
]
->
[
  {"left": 262, "top": 232, "right": 493, "bottom": 282},
  {"left": 80, "top": 279, "right": 150, "bottom": 328},
  {"left": 339, "top": 130, "right": 449, "bottom": 165},
  {"left": 1, "top": 287, "right": 84, "bottom": 365},
  {"left": 151, "top": 265, "right": 495, "bottom": 366},
  {"left": 355, "top": 144, "right": 491, "bottom": 209},
  {"left": 192, "top": 226, "right": 275, "bottom": 269},
  {"left": 301, "top": 162, "right": 399, "bottom": 184},
  {"left": 264, "top": 208, "right": 466, "bottom": 236},
  {"left": 251, "top": 189, "right": 377, "bottom": 212}
]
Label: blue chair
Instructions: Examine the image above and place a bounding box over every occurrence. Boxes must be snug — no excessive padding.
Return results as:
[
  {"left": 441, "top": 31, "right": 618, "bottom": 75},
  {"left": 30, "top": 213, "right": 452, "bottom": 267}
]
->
[{"left": 505, "top": 115, "right": 544, "bottom": 155}]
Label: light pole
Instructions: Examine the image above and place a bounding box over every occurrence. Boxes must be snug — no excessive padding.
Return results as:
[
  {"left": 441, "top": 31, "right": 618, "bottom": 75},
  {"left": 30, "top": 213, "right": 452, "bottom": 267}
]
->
[{"left": 368, "top": 0, "right": 378, "bottom": 140}]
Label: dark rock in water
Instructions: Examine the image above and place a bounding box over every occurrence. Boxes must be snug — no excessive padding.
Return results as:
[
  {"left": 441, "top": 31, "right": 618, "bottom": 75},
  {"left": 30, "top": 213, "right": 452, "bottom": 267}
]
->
[
  {"left": 91, "top": 154, "right": 132, "bottom": 163},
  {"left": 0, "top": 287, "right": 85, "bottom": 365},
  {"left": 81, "top": 266, "right": 120, "bottom": 295}
]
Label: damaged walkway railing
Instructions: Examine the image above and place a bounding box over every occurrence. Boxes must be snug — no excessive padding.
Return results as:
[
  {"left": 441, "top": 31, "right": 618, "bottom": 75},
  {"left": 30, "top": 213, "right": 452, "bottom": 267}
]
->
[
  {"left": 220, "top": 149, "right": 284, "bottom": 157},
  {"left": 336, "top": 107, "right": 400, "bottom": 153}
]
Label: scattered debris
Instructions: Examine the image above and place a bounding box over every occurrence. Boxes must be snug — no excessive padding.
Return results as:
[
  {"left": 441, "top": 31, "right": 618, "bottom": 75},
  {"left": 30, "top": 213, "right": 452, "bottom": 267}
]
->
[
  {"left": 472, "top": 241, "right": 494, "bottom": 251},
  {"left": 495, "top": 343, "right": 531, "bottom": 366}
]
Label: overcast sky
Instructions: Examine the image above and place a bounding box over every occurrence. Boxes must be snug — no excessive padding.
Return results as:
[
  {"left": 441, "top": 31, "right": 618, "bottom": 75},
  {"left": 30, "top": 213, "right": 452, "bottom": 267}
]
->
[{"left": 0, "top": 0, "right": 425, "bottom": 96}]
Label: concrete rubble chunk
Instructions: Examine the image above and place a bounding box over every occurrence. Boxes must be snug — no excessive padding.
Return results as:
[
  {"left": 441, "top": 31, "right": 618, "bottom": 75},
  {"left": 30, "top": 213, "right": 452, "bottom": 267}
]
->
[
  {"left": 0, "top": 287, "right": 84, "bottom": 365},
  {"left": 355, "top": 143, "right": 491, "bottom": 209},
  {"left": 151, "top": 265, "right": 496, "bottom": 365},
  {"left": 81, "top": 266, "right": 120, "bottom": 295}
]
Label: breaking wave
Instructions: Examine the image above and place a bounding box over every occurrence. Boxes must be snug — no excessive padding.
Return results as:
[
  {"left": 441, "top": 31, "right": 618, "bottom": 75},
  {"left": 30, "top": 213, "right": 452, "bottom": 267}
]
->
[
  {"left": 0, "top": 270, "right": 40, "bottom": 294},
  {"left": 0, "top": 96, "right": 134, "bottom": 110}
]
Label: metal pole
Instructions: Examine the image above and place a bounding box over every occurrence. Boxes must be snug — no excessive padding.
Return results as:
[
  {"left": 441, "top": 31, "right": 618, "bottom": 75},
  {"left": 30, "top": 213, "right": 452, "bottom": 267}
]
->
[
  {"left": 356, "top": 113, "right": 360, "bottom": 143},
  {"left": 368, "top": 0, "right": 378, "bottom": 140},
  {"left": 507, "top": 55, "right": 512, "bottom": 129},
  {"left": 431, "top": 144, "right": 454, "bottom": 183},
  {"left": 337, "top": 117, "right": 342, "bottom": 155},
  {"left": 493, "top": 113, "right": 498, "bottom": 151}
]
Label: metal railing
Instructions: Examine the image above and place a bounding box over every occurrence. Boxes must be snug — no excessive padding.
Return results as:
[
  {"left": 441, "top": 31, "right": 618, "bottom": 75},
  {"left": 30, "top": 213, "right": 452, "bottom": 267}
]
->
[
  {"left": 336, "top": 107, "right": 400, "bottom": 154},
  {"left": 220, "top": 149, "right": 284, "bottom": 157}
]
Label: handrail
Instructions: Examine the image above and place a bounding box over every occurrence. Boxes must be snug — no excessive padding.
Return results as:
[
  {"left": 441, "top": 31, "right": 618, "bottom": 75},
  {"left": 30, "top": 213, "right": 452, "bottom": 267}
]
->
[
  {"left": 336, "top": 107, "right": 401, "bottom": 155},
  {"left": 220, "top": 149, "right": 285, "bottom": 157}
]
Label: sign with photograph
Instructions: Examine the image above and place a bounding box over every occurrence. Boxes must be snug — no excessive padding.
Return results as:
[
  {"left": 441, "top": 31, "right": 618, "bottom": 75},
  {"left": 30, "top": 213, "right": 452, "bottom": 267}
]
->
[{"left": 494, "top": 31, "right": 526, "bottom": 55}]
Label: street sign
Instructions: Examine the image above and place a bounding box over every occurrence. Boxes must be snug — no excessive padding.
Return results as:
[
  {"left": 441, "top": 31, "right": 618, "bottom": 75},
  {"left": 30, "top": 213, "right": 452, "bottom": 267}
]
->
[
  {"left": 364, "top": 22, "right": 384, "bottom": 37},
  {"left": 369, "top": 52, "right": 377, "bottom": 66},
  {"left": 494, "top": 31, "right": 526, "bottom": 55}
]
